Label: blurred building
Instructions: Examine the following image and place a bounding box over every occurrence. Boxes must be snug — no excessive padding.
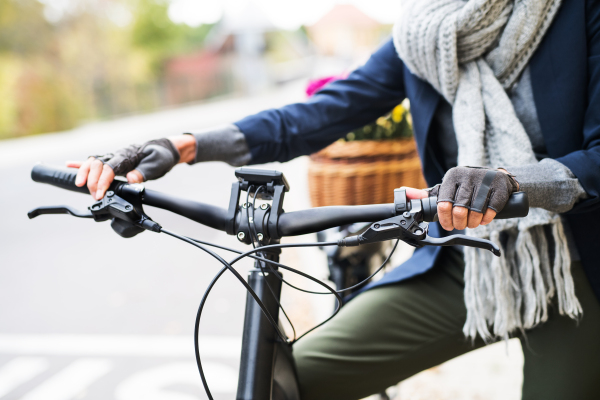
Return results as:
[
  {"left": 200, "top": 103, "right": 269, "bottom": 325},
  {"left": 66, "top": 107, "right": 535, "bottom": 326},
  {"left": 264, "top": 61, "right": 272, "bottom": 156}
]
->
[
  {"left": 163, "top": 51, "right": 230, "bottom": 105},
  {"left": 307, "top": 4, "right": 385, "bottom": 61},
  {"left": 209, "top": 1, "right": 275, "bottom": 95},
  {"left": 113, "top": 3, "right": 389, "bottom": 111},
  {"left": 163, "top": 1, "right": 313, "bottom": 103}
]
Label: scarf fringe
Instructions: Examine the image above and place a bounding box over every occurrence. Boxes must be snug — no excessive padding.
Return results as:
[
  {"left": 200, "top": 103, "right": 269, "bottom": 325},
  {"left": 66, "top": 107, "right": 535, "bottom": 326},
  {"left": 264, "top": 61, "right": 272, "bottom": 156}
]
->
[{"left": 463, "top": 219, "right": 582, "bottom": 341}]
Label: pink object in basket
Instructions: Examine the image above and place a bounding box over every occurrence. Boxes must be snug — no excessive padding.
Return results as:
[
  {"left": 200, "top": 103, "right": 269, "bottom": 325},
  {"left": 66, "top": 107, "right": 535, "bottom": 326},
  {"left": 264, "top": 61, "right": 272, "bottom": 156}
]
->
[{"left": 305, "top": 74, "right": 348, "bottom": 97}]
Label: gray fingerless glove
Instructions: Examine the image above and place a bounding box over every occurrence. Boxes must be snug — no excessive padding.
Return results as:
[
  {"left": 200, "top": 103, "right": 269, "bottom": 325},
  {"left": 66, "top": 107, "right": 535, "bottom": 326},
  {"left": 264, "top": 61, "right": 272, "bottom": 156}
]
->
[
  {"left": 431, "top": 166, "right": 519, "bottom": 213},
  {"left": 94, "top": 138, "right": 180, "bottom": 181}
]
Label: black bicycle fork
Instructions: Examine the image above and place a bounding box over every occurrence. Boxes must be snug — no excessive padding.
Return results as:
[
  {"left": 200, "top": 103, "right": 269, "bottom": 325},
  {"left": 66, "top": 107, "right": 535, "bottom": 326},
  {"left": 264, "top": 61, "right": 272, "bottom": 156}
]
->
[{"left": 236, "top": 250, "right": 301, "bottom": 400}]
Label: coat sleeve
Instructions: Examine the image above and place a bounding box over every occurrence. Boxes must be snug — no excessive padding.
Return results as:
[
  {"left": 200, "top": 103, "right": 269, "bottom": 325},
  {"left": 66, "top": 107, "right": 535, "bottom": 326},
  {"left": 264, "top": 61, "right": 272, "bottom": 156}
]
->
[
  {"left": 556, "top": 1, "right": 600, "bottom": 214},
  {"left": 234, "top": 39, "right": 407, "bottom": 165}
]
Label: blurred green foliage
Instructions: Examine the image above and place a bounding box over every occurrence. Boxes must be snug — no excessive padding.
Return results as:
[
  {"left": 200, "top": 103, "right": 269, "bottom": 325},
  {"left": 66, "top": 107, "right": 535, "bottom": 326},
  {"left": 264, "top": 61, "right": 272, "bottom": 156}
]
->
[
  {"left": 345, "top": 104, "right": 413, "bottom": 142},
  {"left": 133, "top": 0, "right": 178, "bottom": 52},
  {"left": 0, "top": 0, "right": 213, "bottom": 139},
  {"left": 131, "top": 0, "right": 212, "bottom": 71}
]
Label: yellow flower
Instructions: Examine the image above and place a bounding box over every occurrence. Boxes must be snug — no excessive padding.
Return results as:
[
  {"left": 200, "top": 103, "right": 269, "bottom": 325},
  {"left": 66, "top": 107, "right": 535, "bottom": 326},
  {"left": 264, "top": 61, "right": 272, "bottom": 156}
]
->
[
  {"left": 376, "top": 117, "right": 388, "bottom": 126},
  {"left": 392, "top": 105, "right": 405, "bottom": 123}
]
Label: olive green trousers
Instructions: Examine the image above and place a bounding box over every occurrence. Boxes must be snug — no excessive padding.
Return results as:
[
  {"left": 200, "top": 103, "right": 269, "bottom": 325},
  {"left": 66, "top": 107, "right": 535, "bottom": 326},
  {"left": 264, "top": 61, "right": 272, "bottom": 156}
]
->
[{"left": 293, "top": 248, "right": 600, "bottom": 400}]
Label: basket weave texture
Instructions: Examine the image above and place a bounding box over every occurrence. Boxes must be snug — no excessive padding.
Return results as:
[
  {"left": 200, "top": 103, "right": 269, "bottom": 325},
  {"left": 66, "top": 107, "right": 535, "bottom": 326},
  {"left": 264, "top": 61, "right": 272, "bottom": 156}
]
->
[{"left": 308, "top": 138, "right": 428, "bottom": 207}]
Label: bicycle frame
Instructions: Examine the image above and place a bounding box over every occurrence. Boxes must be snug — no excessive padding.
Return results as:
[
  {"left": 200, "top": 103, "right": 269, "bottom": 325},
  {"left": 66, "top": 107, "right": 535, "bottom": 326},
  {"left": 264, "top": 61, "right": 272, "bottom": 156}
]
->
[
  {"left": 237, "top": 225, "right": 388, "bottom": 400},
  {"left": 237, "top": 248, "right": 301, "bottom": 400}
]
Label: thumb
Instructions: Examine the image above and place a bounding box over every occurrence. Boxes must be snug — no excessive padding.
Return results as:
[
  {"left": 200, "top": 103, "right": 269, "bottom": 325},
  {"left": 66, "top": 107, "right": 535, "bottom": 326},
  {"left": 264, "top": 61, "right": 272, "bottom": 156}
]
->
[
  {"left": 400, "top": 186, "right": 429, "bottom": 200},
  {"left": 66, "top": 161, "right": 84, "bottom": 169},
  {"left": 126, "top": 170, "right": 144, "bottom": 183}
]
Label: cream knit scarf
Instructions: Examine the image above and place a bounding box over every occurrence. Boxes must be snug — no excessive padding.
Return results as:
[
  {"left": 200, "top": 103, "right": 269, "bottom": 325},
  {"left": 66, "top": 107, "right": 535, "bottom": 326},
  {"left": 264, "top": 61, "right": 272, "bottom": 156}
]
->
[{"left": 393, "top": 0, "right": 581, "bottom": 340}]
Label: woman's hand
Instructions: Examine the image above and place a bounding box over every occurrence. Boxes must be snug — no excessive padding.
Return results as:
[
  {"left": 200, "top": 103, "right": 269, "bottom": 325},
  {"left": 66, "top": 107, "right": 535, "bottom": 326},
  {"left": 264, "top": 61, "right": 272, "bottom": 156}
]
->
[
  {"left": 433, "top": 167, "right": 519, "bottom": 231},
  {"left": 437, "top": 199, "right": 496, "bottom": 231},
  {"left": 66, "top": 135, "right": 197, "bottom": 200}
]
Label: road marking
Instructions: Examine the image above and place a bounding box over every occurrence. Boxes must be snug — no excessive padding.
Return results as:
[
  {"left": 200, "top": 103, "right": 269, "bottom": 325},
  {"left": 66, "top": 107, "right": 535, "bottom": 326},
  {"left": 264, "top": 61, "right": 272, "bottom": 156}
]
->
[
  {"left": 0, "top": 357, "right": 49, "bottom": 398},
  {"left": 0, "top": 334, "right": 241, "bottom": 358},
  {"left": 116, "top": 361, "right": 237, "bottom": 399},
  {"left": 20, "top": 358, "right": 112, "bottom": 400}
]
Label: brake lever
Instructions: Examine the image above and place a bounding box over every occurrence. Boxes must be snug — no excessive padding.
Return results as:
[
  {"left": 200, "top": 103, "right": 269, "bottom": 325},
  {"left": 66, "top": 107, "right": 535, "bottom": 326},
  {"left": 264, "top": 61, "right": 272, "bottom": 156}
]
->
[
  {"left": 28, "top": 185, "right": 161, "bottom": 238},
  {"left": 419, "top": 235, "right": 500, "bottom": 256},
  {"left": 338, "top": 218, "right": 501, "bottom": 257},
  {"left": 28, "top": 206, "right": 93, "bottom": 219},
  {"left": 337, "top": 186, "right": 501, "bottom": 256}
]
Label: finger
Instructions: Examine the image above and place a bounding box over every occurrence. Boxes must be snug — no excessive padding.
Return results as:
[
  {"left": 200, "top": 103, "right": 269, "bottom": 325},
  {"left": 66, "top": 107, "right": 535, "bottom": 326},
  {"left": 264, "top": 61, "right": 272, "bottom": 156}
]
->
[
  {"left": 400, "top": 186, "right": 429, "bottom": 200},
  {"left": 87, "top": 159, "right": 104, "bottom": 199},
  {"left": 452, "top": 206, "right": 469, "bottom": 231},
  {"left": 480, "top": 209, "right": 497, "bottom": 225},
  {"left": 95, "top": 164, "right": 115, "bottom": 200},
  {"left": 467, "top": 210, "right": 484, "bottom": 229},
  {"left": 126, "top": 170, "right": 144, "bottom": 183},
  {"left": 66, "top": 161, "right": 83, "bottom": 169},
  {"left": 75, "top": 157, "right": 94, "bottom": 187},
  {"left": 437, "top": 201, "right": 454, "bottom": 231}
]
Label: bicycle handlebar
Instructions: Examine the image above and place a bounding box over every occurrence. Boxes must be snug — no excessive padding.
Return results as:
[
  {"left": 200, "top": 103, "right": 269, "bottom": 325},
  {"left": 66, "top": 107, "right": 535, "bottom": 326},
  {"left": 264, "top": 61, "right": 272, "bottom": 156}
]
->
[
  {"left": 31, "top": 164, "right": 529, "bottom": 237},
  {"left": 143, "top": 189, "right": 228, "bottom": 231},
  {"left": 277, "top": 204, "right": 396, "bottom": 236},
  {"left": 31, "top": 163, "right": 92, "bottom": 195},
  {"left": 31, "top": 164, "right": 230, "bottom": 231}
]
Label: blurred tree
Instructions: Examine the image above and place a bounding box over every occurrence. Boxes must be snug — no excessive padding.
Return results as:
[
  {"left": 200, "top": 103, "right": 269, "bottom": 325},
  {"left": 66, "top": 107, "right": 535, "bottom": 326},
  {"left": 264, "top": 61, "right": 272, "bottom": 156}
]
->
[
  {"left": 0, "top": 56, "right": 20, "bottom": 138},
  {"left": 0, "top": 0, "right": 53, "bottom": 55},
  {"left": 132, "top": 0, "right": 179, "bottom": 53},
  {"left": 0, "top": 0, "right": 215, "bottom": 139},
  {"left": 131, "top": 0, "right": 213, "bottom": 73}
]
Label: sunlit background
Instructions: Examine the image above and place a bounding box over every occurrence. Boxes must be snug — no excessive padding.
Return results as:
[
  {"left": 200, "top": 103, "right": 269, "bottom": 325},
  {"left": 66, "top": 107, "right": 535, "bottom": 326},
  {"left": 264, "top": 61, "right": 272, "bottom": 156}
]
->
[
  {"left": 0, "top": 0, "right": 403, "bottom": 139},
  {"left": 1, "top": 1, "right": 524, "bottom": 400}
]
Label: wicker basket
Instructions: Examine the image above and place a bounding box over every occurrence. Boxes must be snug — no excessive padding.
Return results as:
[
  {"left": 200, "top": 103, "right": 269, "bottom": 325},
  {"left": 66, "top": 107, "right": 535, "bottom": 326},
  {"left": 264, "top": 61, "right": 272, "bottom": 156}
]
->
[{"left": 308, "top": 138, "right": 427, "bottom": 207}]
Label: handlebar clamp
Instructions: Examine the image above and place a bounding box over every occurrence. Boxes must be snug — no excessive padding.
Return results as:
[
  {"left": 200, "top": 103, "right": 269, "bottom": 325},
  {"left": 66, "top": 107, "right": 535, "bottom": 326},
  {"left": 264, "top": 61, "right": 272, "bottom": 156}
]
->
[{"left": 227, "top": 168, "right": 290, "bottom": 243}]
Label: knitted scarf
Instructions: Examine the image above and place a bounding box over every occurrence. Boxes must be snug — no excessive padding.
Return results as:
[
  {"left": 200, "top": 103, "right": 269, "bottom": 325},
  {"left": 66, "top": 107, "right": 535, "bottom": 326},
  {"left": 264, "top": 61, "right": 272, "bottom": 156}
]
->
[{"left": 393, "top": 0, "right": 581, "bottom": 341}]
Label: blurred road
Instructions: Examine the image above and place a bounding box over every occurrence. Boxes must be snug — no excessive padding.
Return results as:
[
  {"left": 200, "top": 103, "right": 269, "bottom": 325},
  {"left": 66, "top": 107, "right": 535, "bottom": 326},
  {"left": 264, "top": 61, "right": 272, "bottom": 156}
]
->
[{"left": 0, "top": 81, "right": 332, "bottom": 400}]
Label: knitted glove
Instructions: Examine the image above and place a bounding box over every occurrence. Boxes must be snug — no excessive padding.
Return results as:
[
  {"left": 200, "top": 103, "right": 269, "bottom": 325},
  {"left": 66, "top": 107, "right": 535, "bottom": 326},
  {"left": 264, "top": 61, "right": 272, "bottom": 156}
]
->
[
  {"left": 94, "top": 138, "right": 180, "bottom": 181},
  {"left": 431, "top": 166, "right": 519, "bottom": 214}
]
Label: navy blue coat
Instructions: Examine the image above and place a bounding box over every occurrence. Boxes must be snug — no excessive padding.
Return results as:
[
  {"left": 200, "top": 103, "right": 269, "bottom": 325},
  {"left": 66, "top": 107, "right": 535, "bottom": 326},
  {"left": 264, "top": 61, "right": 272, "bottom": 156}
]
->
[{"left": 236, "top": 1, "right": 600, "bottom": 302}]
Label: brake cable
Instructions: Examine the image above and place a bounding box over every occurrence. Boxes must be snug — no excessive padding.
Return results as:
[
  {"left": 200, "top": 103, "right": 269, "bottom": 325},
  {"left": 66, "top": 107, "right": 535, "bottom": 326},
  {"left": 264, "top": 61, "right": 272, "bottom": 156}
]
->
[
  {"left": 162, "top": 225, "right": 400, "bottom": 400},
  {"left": 161, "top": 228, "right": 343, "bottom": 400},
  {"left": 161, "top": 229, "right": 289, "bottom": 342}
]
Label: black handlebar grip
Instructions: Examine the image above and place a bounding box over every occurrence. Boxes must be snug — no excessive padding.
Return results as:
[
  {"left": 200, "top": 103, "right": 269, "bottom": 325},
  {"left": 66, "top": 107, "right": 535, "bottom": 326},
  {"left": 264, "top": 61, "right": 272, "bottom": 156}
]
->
[
  {"left": 494, "top": 191, "right": 529, "bottom": 219},
  {"left": 422, "top": 191, "right": 529, "bottom": 223},
  {"left": 31, "top": 164, "right": 90, "bottom": 195}
]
